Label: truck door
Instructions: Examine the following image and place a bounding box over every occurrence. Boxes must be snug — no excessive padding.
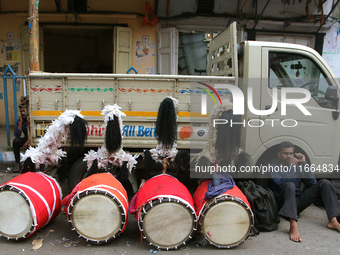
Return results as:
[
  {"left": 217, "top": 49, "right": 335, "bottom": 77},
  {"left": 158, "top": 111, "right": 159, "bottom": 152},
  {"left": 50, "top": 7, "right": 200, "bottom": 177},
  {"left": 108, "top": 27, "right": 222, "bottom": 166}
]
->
[
  {"left": 207, "top": 22, "right": 238, "bottom": 80},
  {"left": 259, "top": 47, "right": 340, "bottom": 166}
]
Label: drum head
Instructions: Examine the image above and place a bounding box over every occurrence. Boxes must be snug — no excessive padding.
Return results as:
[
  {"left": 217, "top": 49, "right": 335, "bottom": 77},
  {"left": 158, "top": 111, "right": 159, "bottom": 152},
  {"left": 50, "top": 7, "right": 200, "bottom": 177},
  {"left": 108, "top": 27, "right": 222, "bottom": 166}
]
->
[
  {"left": 0, "top": 190, "right": 33, "bottom": 239},
  {"left": 201, "top": 199, "right": 252, "bottom": 248},
  {"left": 142, "top": 201, "right": 195, "bottom": 249},
  {"left": 71, "top": 193, "right": 122, "bottom": 241}
]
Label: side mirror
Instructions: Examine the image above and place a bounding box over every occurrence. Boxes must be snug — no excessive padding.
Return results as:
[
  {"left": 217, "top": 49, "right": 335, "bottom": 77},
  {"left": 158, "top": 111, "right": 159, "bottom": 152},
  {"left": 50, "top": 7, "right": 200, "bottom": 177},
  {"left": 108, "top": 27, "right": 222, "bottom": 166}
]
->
[
  {"left": 325, "top": 86, "right": 340, "bottom": 120},
  {"left": 325, "top": 86, "right": 339, "bottom": 102}
]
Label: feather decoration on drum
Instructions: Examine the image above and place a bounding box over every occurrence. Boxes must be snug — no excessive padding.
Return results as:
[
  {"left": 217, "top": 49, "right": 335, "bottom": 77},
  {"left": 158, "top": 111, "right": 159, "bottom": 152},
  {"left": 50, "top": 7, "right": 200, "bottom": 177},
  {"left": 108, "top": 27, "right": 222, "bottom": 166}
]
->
[
  {"left": 149, "top": 97, "right": 178, "bottom": 161},
  {"left": 195, "top": 99, "right": 252, "bottom": 172},
  {"left": 84, "top": 104, "right": 138, "bottom": 174},
  {"left": 20, "top": 110, "right": 87, "bottom": 172},
  {"left": 144, "top": 97, "right": 186, "bottom": 176},
  {"left": 70, "top": 115, "right": 88, "bottom": 150},
  {"left": 155, "top": 96, "right": 178, "bottom": 150}
]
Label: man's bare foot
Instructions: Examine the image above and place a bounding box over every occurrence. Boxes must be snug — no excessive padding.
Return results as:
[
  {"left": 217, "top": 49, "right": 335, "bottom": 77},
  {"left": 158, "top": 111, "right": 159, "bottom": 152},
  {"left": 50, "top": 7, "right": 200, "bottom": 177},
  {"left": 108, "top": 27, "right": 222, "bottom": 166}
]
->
[
  {"left": 289, "top": 219, "right": 302, "bottom": 242},
  {"left": 327, "top": 217, "right": 340, "bottom": 232}
]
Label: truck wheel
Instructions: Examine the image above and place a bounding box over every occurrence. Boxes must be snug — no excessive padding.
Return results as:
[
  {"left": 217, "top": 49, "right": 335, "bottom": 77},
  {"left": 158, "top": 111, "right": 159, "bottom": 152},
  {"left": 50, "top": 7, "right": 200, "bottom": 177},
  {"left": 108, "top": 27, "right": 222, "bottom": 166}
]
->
[{"left": 68, "top": 158, "right": 90, "bottom": 190}]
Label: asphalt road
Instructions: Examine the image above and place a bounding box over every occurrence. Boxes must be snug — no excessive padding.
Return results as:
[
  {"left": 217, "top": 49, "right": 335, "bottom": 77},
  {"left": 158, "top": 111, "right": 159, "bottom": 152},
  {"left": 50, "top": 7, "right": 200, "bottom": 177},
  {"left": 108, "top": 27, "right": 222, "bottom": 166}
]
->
[{"left": 0, "top": 162, "right": 340, "bottom": 255}]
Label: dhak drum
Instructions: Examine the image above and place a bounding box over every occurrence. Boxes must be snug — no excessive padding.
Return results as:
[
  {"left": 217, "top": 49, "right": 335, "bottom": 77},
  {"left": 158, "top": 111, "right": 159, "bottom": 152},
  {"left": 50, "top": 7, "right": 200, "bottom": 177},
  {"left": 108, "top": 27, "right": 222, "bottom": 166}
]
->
[
  {"left": 0, "top": 172, "right": 62, "bottom": 240},
  {"left": 63, "top": 173, "right": 128, "bottom": 244},
  {"left": 135, "top": 174, "right": 198, "bottom": 250},
  {"left": 193, "top": 180, "right": 254, "bottom": 248}
]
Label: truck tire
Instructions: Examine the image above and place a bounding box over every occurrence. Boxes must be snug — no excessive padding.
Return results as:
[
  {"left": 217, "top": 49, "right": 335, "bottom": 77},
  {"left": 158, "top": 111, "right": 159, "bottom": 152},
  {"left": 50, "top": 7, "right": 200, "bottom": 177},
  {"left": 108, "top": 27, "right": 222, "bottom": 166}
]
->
[{"left": 68, "top": 158, "right": 90, "bottom": 190}]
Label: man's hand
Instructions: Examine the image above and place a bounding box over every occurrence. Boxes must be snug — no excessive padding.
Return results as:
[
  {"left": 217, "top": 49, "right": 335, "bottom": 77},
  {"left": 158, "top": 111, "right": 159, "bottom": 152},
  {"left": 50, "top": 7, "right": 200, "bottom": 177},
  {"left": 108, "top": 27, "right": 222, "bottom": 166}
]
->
[
  {"left": 17, "top": 116, "right": 23, "bottom": 131},
  {"left": 294, "top": 153, "right": 306, "bottom": 164},
  {"left": 289, "top": 156, "right": 299, "bottom": 165}
]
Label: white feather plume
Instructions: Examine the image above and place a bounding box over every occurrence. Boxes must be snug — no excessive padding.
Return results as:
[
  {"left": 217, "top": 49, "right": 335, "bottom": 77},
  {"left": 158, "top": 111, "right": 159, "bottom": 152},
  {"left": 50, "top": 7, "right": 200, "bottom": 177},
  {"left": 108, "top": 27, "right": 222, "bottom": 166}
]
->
[
  {"left": 102, "top": 104, "right": 126, "bottom": 131},
  {"left": 21, "top": 109, "right": 84, "bottom": 168},
  {"left": 149, "top": 143, "right": 178, "bottom": 163},
  {"left": 83, "top": 104, "right": 138, "bottom": 173}
]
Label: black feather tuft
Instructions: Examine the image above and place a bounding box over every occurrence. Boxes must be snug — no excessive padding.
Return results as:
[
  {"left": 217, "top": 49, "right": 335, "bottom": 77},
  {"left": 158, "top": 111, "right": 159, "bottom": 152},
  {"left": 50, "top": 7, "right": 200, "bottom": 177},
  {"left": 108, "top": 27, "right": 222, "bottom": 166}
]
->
[
  {"left": 155, "top": 98, "right": 177, "bottom": 149},
  {"left": 215, "top": 110, "right": 242, "bottom": 164},
  {"left": 105, "top": 116, "right": 122, "bottom": 154},
  {"left": 70, "top": 115, "right": 88, "bottom": 150}
]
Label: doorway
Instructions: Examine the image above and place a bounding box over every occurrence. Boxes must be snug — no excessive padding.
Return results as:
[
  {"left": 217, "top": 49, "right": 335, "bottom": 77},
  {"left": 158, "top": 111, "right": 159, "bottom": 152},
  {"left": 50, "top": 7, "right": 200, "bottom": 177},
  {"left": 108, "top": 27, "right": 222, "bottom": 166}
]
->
[{"left": 43, "top": 26, "right": 113, "bottom": 73}]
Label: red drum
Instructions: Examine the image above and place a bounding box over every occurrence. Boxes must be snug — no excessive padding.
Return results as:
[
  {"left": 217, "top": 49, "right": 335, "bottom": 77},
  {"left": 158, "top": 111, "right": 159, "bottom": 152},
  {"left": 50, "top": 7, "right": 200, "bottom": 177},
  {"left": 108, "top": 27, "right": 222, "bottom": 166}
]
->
[
  {"left": 135, "top": 174, "right": 198, "bottom": 250},
  {"left": 63, "top": 173, "right": 128, "bottom": 244},
  {"left": 0, "top": 172, "right": 62, "bottom": 240},
  {"left": 193, "top": 180, "right": 254, "bottom": 248}
]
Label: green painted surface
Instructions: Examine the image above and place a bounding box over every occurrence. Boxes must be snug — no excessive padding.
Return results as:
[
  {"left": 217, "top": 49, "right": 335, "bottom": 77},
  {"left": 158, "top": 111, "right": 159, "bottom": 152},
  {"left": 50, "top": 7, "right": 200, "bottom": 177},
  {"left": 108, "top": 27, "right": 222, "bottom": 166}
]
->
[{"left": 68, "top": 88, "right": 114, "bottom": 92}]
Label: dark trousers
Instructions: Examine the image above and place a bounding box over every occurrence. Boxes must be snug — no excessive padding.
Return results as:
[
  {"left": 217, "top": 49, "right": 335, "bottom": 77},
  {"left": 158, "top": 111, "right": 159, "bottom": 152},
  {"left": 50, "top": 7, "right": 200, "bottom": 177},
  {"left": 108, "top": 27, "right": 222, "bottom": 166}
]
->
[
  {"left": 13, "top": 137, "right": 27, "bottom": 163},
  {"left": 277, "top": 179, "right": 340, "bottom": 221}
]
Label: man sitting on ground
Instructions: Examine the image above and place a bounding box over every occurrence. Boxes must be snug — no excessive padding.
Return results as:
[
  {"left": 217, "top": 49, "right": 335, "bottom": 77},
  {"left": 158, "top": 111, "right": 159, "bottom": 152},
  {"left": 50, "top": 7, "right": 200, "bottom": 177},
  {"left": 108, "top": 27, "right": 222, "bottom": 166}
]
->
[
  {"left": 12, "top": 103, "right": 29, "bottom": 173},
  {"left": 270, "top": 141, "right": 340, "bottom": 242}
]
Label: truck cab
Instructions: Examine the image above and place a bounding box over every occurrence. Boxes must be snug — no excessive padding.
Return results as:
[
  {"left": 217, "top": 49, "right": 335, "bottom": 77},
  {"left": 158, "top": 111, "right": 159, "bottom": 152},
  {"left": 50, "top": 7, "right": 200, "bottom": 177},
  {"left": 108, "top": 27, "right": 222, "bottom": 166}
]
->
[{"left": 239, "top": 40, "right": 340, "bottom": 172}]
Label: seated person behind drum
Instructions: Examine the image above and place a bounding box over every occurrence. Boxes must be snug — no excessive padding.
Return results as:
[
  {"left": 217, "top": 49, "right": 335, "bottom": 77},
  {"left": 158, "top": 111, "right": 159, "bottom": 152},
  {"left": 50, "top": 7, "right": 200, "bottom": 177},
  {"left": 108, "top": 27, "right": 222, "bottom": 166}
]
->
[
  {"left": 13, "top": 104, "right": 29, "bottom": 173},
  {"left": 270, "top": 141, "right": 340, "bottom": 242}
]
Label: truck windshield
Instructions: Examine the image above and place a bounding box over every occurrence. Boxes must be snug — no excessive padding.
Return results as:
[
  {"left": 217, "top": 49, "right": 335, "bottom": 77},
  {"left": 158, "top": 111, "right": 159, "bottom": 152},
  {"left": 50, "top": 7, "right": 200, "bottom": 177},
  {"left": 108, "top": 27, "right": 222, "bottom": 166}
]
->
[{"left": 269, "top": 52, "right": 336, "bottom": 108}]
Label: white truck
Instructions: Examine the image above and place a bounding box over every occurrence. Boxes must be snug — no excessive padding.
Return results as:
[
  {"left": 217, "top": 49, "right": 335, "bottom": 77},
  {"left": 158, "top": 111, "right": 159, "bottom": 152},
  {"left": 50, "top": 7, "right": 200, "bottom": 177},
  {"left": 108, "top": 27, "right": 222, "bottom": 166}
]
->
[{"left": 27, "top": 22, "right": 340, "bottom": 188}]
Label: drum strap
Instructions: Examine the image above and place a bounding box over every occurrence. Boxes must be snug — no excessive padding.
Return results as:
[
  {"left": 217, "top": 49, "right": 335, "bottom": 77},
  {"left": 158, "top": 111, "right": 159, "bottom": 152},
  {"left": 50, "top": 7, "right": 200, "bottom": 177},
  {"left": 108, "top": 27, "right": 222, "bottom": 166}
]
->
[
  {"left": 38, "top": 172, "right": 62, "bottom": 198},
  {"left": 37, "top": 173, "right": 59, "bottom": 221}
]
